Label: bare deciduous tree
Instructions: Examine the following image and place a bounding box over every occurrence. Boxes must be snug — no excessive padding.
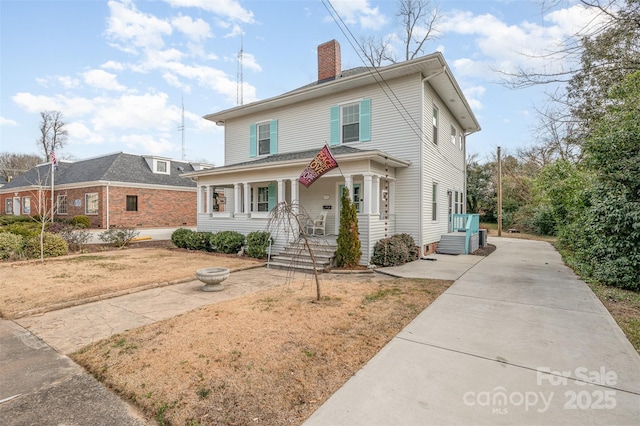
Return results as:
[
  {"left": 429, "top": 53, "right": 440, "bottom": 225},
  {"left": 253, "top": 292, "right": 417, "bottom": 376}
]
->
[
  {"left": 38, "top": 111, "right": 68, "bottom": 161},
  {"left": 0, "top": 152, "right": 43, "bottom": 182},
  {"left": 360, "top": 0, "right": 441, "bottom": 66}
]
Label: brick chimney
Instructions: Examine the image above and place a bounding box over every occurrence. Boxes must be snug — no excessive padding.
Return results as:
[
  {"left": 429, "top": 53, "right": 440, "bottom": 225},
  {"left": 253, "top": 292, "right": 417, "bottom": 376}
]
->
[{"left": 317, "top": 40, "right": 341, "bottom": 82}]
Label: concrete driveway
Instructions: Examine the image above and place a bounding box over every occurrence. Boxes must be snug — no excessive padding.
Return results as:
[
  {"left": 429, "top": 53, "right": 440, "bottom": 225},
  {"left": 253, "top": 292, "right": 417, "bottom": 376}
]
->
[{"left": 306, "top": 238, "right": 640, "bottom": 425}]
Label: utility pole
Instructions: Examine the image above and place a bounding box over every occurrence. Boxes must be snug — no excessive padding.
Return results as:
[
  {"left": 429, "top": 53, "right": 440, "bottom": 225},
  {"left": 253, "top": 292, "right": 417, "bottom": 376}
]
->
[{"left": 497, "top": 146, "right": 502, "bottom": 237}]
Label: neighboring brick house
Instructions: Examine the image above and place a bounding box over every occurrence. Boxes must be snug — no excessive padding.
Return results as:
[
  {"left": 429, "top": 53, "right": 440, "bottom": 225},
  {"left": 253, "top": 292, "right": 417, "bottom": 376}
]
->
[{"left": 0, "top": 152, "right": 210, "bottom": 228}]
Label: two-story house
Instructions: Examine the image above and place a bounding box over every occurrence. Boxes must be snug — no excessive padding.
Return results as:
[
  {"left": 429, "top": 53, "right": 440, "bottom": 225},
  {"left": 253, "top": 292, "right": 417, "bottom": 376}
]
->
[{"left": 184, "top": 40, "right": 481, "bottom": 265}]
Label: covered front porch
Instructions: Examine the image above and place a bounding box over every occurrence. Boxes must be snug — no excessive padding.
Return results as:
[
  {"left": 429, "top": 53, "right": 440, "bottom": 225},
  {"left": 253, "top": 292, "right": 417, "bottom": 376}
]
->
[{"left": 185, "top": 146, "right": 411, "bottom": 265}]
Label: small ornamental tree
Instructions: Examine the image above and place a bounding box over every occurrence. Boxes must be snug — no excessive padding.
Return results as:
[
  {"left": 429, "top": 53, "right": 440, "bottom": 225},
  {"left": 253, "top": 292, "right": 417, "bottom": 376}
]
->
[{"left": 336, "top": 187, "right": 361, "bottom": 268}]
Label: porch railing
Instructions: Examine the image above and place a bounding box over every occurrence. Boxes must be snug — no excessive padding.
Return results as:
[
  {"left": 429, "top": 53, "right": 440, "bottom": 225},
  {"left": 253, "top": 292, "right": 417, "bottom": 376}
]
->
[{"left": 452, "top": 214, "right": 480, "bottom": 254}]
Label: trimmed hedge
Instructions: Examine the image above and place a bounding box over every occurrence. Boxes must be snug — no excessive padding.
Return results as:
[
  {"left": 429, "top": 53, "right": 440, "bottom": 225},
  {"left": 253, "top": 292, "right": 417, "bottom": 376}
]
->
[
  {"left": 246, "top": 231, "right": 272, "bottom": 259},
  {"left": 0, "top": 232, "right": 24, "bottom": 260},
  {"left": 25, "top": 232, "right": 68, "bottom": 258},
  {"left": 171, "top": 228, "right": 193, "bottom": 249},
  {"left": 371, "top": 233, "right": 419, "bottom": 267},
  {"left": 211, "top": 231, "right": 245, "bottom": 254},
  {"left": 70, "top": 215, "right": 91, "bottom": 228}
]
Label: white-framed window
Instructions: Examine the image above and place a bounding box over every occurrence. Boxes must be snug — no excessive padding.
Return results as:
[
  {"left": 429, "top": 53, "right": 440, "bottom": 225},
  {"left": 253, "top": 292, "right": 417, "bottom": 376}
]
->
[
  {"left": 432, "top": 183, "right": 438, "bottom": 221},
  {"left": 432, "top": 106, "right": 439, "bottom": 145},
  {"left": 57, "top": 195, "right": 68, "bottom": 214},
  {"left": 258, "top": 122, "right": 271, "bottom": 155},
  {"left": 342, "top": 103, "right": 360, "bottom": 143},
  {"left": 156, "top": 160, "right": 168, "bottom": 173},
  {"left": 85, "top": 193, "right": 98, "bottom": 215},
  {"left": 257, "top": 187, "right": 269, "bottom": 212},
  {"left": 5, "top": 198, "right": 12, "bottom": 215},
  {"left": 451, "top": 125, "right": 457, "bottom": 145},
  {"left": 460, "top": 134, "right": 464, "bottom": 150},
  {"left": 22, "top": 196, "right": 31, "bottom": 215},
  {"left": 457, "top": 191, "right": 464, "bottom": 213}
]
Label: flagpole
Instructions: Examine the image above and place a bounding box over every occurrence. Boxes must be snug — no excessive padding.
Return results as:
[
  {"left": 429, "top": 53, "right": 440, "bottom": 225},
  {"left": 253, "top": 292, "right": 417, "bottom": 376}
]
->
[
  {"left": 50, "top": 147, "right": 55, "bottom": 221},
  {"left": 324, "top": 141, "right": 345, "bottom": 178}
]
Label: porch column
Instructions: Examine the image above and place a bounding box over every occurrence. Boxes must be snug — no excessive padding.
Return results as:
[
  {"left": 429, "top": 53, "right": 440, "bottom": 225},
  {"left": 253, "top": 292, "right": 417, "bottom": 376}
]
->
[
  {"left": 277, "top": 179, "right": 285, "bottom": 204},
  {"left": 363, "top": 174, "right": 372, "bottom": 214},
  {"left": 290, "top": 178, "right": 299, "bottom": 214},
  {"left": 197, "top": 186, "right": 204, "bottom": 213},
  {"left": 208, "top": 185, "right": 214, "bottom": 213},
  {"left": 243, "top": 182, "right": 251, "bottom": 215},
  {"left": 234, "top": 183, "right": 241, "bottom": 215},
  {"left": 372, "top": 175, "right": 380, "bottom": 215}
]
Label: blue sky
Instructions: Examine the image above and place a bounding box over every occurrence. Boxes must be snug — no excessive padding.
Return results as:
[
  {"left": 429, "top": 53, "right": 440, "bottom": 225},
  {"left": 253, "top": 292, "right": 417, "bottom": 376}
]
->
[{"left": 0, "top": 0, "right": 603, "bottom": 166}]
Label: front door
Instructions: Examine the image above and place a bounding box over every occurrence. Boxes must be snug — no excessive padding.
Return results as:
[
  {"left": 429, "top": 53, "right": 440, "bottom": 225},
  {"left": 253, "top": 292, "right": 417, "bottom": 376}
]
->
[{"left": 12, "top": 197, "right": 20, "bottom": 216}]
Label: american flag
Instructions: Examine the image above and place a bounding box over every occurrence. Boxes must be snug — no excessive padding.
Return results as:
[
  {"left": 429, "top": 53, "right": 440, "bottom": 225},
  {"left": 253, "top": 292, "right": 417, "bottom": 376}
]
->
[{"left": 51, "top": 147, "right": 58, "bottom": 170}]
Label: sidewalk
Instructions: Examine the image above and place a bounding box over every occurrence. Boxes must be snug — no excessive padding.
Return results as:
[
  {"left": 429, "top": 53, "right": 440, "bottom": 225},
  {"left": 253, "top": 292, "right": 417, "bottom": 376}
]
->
[{"left": 305, "top": 238, "right": 640, "bottom": 425}]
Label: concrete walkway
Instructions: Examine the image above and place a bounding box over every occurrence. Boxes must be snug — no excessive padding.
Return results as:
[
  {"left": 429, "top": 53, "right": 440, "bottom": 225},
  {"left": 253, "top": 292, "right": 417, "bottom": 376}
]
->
[{"left": 305, "top": 238, "right": 640, "bottom": 425}]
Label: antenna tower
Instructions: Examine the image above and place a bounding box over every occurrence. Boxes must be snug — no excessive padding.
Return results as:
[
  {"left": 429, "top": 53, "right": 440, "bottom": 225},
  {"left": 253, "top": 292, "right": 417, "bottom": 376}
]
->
[
  {"left": 179, "top": 96, "right": 186, "bottom": 160},
  {"left": 237, "top": 36, "right": 244, "bottom": 106}
]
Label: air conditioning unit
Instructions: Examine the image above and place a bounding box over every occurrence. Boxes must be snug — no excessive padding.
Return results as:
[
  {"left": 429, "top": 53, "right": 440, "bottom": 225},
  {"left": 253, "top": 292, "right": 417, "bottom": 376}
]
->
[{"left": 478, "top": 229, "right": 487, "bottom": 247}]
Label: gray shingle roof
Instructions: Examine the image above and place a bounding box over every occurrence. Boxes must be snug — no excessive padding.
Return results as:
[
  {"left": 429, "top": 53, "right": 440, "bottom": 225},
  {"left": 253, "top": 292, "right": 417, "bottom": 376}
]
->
[
  {"left": 218, "top": 145, "right": 370, "bottom": 170},
  {"left": 1, "top": 153, "right": 197, "bottom": 190}
]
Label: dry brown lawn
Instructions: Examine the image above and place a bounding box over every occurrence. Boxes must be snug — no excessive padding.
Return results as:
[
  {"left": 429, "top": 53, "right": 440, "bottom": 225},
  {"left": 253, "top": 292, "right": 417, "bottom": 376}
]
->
[
  {"left": 1, "top": 242, "right": 453, "bottom": 424},
  {"left": 72, "top": 275, "right": 452, "bottom": 425},
  {"left": 0, "top": 246, "right": 263, "bottom": 319}
]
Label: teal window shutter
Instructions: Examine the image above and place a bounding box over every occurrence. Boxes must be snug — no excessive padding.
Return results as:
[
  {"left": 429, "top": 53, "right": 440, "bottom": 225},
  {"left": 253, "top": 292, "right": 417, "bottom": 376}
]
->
[
  {"left": 267, "top": 183, "right": 277, "bottom": 210},
  {"left": 330, "top": 105, "right": 340, "bottom": 146},
  {"left": 270, "top": 119, "right": 278, "bottom": 154},
  {"left": 249, "top": 123, "right": 257, "bottom": 157},
  {"left": 360, "top": 98, "right": 371, "bottom": 141}
]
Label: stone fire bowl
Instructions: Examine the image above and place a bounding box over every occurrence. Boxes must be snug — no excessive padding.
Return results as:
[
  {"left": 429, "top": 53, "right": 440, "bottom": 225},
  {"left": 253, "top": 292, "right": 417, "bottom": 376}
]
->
[{"left": 196, "top": 267, "right": 230, "bottom": 292}]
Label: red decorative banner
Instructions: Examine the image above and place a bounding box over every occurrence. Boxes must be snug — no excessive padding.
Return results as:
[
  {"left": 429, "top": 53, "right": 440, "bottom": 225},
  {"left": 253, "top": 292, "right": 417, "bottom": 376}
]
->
[{"left": 299, "top": 145, "right": 339, "bottom": 188}]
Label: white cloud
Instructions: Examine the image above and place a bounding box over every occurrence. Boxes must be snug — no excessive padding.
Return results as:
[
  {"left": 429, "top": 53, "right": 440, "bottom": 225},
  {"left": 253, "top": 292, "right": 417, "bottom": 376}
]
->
[
  {"left": 0, "top": 116, "right": 18, "bottom": 126},
  {"left": 441, "top": 4, "right": 608, "bottom": 78},
  {"left": 66, "top": 122, "right": 105, "bottom": 145},
  {"left": 35, "top": 75, "right": 81, "bottom": 89},
  {"left": 82, "top": 69, "right": 127, "bottom": 91},
  {"left": 461, "top": 85, "right": 486, "bottom": 111},
  {"left": 101, "top": 60, "right": 125, "bottom": 71},
  {"left": 241, "top": 52, "right": 262, "bottom": 72},
  {"left": 121, "top": 134, "right": 176, "bottom": 155},
  {"left": 171, "top": 15, "right": 212, "bottom": 41},
  {"left": 162, "top": 0, "right": 254, "bottom": 23},
  {"left": 329, "top": 0, "right": 387, "bottom": 30},
  {"left": 106, "top": 0, "right": 173, "bottom": 53}
]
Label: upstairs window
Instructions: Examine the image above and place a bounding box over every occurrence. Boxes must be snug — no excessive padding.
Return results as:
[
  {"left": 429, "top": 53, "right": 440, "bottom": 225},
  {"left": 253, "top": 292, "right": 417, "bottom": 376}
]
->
[
  {"left": 250, "top": 120, "right": 278, "bottom": 157},
  {"left": 342, "top": 103, "right": 360, "bottom": 143},
  {"left": 156, "top": 160, "right": 167, "bottom": 173},
  {"left": 451, "top": 125, "right": 457, "bottom": 145},
  {"left": 258, "top": 122, "right": 271, "bottom": 155},
  {"left": 330, "top": 99, "right": 371, "bottom": 146},
  {"left": 433, "top": 106, "right": 439, "bottom": 145}
]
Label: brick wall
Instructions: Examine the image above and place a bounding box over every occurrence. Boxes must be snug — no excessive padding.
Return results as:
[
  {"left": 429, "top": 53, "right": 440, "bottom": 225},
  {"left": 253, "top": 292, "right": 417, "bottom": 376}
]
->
[
  {"left": 2, "top": 185, "right": 196, "bottom": 228},
  {"left": 106, "top": 186, "right": 196, "bottom": 227}
]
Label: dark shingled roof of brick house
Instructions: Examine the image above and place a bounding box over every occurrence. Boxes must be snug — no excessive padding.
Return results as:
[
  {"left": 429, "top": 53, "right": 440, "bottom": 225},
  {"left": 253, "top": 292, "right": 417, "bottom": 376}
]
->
[{"left": 1, "top": 152, "right": 197, "bottom": 190}]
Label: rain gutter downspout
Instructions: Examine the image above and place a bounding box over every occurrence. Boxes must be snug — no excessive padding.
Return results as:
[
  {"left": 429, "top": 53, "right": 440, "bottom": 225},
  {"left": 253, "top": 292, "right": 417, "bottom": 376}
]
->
[
  {"left": 420, "top": 66, "right": 446, "bottom": 256},
  {"left": 106, "top": 182, "right": 110, "bottom": 229}
]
